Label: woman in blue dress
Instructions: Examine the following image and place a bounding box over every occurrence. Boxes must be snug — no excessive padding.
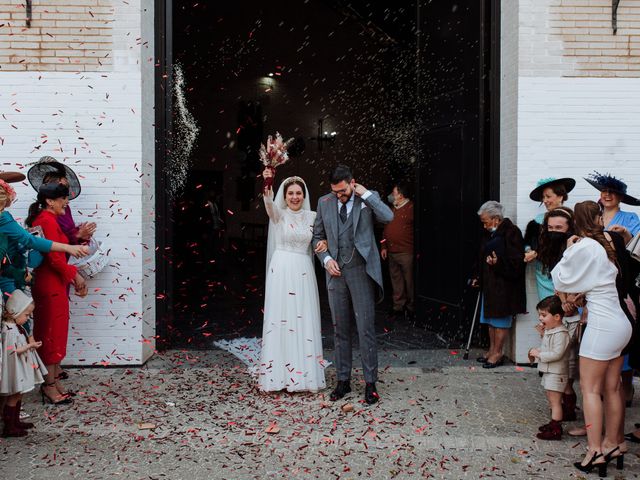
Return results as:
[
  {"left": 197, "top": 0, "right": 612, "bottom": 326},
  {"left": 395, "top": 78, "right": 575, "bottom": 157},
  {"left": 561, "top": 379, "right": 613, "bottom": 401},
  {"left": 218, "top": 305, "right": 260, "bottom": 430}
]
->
[{"left": 585, "top": 171, "right": 640, "bottom": 242}]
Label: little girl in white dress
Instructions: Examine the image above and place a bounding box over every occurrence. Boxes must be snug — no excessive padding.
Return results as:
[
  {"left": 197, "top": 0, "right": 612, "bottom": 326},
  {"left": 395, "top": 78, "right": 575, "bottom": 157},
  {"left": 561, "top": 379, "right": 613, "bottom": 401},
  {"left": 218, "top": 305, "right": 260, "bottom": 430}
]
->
[{"left": 1, "top": 290, "right": 46, "bottom": 437}]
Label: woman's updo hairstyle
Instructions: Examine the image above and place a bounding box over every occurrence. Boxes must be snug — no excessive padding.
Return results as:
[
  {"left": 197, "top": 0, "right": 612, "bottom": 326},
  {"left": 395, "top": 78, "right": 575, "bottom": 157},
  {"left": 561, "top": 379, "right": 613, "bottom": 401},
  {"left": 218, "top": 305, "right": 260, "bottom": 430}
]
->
[{"left": 25, "top": 182, "right": 69, "bottom": 227}]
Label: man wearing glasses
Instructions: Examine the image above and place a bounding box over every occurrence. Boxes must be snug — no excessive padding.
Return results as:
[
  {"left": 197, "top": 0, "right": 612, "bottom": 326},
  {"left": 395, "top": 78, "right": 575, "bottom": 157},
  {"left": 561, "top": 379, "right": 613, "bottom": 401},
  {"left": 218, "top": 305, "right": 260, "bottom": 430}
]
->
[{"left": 312, "top": 165, "right": 393, "bottom": 404}]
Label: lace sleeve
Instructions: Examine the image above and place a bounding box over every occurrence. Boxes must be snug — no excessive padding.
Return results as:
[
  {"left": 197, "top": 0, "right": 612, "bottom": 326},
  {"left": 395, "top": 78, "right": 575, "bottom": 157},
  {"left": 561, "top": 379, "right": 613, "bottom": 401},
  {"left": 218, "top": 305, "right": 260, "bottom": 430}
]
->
[{"left": 264, "top": 191, "right": 283, "bottom": 224}]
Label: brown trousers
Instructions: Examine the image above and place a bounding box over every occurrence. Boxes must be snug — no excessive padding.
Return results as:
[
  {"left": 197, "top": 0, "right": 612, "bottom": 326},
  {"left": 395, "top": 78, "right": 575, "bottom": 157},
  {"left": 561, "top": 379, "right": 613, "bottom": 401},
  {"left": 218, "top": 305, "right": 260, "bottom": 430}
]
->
[{"left": 388, "top": 252, "right": 414, "bottom": 312}]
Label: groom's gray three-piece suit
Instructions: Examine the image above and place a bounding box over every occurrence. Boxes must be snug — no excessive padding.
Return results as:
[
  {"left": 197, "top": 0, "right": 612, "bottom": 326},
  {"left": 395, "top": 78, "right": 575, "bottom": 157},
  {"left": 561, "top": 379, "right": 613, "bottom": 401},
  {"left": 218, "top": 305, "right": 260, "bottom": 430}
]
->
[{"left": 312, "top": 191, "right": 394, "bottom": 384}]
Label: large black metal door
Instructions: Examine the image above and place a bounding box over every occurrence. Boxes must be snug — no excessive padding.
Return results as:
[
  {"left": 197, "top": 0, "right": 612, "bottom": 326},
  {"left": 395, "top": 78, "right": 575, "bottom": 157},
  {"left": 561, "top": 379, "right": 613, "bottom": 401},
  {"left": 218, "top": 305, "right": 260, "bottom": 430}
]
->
[
  {"left": 416, "top": 126, "right": 465, "bottom": 308},
  {"left": 415, "top": 0, "right": 500, "bottom": 342}
]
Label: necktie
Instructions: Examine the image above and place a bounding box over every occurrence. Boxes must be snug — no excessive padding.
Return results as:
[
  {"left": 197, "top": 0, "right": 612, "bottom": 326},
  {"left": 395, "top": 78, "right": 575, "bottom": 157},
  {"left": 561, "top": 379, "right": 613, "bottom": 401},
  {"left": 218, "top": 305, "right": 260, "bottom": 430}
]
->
[{"left": 340, "top": 203, "right": 347, "bottom": 224}]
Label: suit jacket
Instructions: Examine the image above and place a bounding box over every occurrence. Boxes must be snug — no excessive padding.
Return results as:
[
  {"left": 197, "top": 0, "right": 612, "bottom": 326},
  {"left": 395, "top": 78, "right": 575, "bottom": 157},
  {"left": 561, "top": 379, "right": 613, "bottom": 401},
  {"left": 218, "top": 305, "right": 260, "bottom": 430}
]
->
[{"left": 312, "top": 191, "right": 393, "bottom": 295}]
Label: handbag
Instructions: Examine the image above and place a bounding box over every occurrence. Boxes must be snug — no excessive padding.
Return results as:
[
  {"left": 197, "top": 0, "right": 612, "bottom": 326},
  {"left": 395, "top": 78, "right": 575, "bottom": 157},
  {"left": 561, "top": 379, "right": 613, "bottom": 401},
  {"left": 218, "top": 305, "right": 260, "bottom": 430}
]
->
[{"left": 626, "top": 232, "right": 640, "bottom": 262}]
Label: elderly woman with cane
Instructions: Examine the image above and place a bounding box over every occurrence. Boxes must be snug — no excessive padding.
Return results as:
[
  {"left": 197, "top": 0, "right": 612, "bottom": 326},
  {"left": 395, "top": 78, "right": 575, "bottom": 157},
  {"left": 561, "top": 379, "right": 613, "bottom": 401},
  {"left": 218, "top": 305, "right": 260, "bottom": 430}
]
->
[{"left": 473, "top": 201, "right": 526, "bottom": 368}]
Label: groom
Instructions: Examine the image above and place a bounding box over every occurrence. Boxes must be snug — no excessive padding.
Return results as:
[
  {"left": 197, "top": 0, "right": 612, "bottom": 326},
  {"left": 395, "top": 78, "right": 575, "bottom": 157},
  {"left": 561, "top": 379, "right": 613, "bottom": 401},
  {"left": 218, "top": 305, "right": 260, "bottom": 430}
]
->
[{"left": 313, "top": 165, "right": 394, "bottom": 404}]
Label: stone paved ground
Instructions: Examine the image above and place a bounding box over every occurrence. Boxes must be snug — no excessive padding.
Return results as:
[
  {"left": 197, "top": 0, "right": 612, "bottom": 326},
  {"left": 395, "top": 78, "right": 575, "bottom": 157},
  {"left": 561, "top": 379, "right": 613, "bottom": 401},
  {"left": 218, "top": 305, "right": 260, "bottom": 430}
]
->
[{"left": 1, "top": 349, "right": 640, "bottom": 479}]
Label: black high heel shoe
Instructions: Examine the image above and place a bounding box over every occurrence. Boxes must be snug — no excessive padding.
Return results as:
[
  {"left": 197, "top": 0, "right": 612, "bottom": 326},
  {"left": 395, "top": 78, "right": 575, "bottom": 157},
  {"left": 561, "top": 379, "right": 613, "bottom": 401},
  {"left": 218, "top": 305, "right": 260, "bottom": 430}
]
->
[
  {"left": 574, "top": 451, "right": 605, "bottom": 477},
  {"left": 616, "top": 454, "right": 624, "bottom": 470},
  {"left": 55, "top": 375, "right": 76, "bottom": 397},
  {"left": 603, "top": 446, "right": 623, "bottom": 471},
  {"left": 482, "top": 356, "right": 504, "bottom": 369},
  {"left": 41, "top": 383, "right": 73, "bottom": 406}
]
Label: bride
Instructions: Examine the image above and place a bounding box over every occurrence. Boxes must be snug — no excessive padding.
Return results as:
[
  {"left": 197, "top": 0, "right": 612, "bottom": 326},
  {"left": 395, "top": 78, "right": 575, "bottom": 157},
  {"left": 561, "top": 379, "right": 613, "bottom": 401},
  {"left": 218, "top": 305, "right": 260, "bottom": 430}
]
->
[
  {"left": 259, "top": 168, "right": 327, "bottom": 392},
  {"left": 217, "top": 168, "right": 327, "bottom": 392}
]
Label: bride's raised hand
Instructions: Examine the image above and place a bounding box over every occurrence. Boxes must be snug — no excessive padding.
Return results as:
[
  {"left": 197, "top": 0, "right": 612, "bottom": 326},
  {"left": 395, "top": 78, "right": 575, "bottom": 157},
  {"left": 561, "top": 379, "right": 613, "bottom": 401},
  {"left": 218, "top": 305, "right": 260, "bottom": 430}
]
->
[{"left": 262, "top": 168, "right": 274, "bottom": 197}]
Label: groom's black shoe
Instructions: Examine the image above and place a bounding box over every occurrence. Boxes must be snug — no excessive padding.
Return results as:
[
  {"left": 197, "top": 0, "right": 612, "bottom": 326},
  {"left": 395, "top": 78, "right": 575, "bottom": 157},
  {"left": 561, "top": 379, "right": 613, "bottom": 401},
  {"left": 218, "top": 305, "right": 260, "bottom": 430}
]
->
[
  {"left": 364, "top": 383, "right": 379, "bottom": 405},
  {"left": 330, "top": 381, "right": 351, "bottom": 401}
]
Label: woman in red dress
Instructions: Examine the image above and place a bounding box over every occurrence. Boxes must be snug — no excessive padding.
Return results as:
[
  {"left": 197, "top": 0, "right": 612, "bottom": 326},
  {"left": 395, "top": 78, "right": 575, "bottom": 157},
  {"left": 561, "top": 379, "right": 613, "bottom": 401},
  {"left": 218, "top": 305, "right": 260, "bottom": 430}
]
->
[{"left": 25, "top": 183, "right": 88, "bottom": 405}]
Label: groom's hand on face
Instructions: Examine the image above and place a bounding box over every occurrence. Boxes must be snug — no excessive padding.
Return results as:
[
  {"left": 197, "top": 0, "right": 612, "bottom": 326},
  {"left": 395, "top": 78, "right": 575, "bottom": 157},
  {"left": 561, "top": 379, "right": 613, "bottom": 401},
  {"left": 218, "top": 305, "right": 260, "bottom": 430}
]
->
[
  {"left": 326, "top": 259, "right": 341, "bottom": 276},
  {"left": 353, "top": 183, "right": 368, "bottom": 197}
]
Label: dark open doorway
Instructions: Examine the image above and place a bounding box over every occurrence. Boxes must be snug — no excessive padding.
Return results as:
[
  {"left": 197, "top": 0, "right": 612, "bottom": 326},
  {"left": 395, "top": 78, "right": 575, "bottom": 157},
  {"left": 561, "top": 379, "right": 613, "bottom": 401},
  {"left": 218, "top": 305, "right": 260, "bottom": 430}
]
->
[
  {"left": 415, "top": 0, "right": 501, "bottom": 343},
  {"left": 154, "top": 1, "right": 500, "bottom": 349}
]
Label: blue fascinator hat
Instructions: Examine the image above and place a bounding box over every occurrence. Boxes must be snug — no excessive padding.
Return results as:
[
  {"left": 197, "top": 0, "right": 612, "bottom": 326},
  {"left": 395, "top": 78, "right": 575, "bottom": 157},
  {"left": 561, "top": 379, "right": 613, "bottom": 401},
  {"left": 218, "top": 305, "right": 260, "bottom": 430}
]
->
[{"left": 585, "top": 171, "right": 640, "bottom": 206}]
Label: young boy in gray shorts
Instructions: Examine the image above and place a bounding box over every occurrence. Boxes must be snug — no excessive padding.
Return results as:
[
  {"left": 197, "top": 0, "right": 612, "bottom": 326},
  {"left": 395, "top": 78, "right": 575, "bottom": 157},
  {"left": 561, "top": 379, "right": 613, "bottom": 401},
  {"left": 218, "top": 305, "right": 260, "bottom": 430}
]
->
[{"left": 528, "top": 295, "right": 570, "bottom": 440}]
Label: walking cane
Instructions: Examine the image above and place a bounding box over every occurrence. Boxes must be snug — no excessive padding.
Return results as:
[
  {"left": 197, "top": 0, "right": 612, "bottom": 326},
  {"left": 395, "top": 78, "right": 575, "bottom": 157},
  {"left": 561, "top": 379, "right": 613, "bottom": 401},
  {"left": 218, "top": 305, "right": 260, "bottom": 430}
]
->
[{"left": 463, "top": 291, "right": 481, "bottom": 360}]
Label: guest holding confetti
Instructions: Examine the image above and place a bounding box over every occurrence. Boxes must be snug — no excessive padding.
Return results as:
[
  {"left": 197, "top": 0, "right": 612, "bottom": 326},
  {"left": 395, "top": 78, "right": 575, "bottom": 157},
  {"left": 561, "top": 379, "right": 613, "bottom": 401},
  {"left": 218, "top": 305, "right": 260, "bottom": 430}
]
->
[
  {"left": 25, "top": 183, "right": 88, "bottom": 406},
  {"left": 27, "top": 157, "right": 96, "bottom": 382},
  {"left": 0, "top": 172, "right": 88, "bottom": 343},
  {"left": 0, "top": 172, "right": 89, "bottom": 302}
]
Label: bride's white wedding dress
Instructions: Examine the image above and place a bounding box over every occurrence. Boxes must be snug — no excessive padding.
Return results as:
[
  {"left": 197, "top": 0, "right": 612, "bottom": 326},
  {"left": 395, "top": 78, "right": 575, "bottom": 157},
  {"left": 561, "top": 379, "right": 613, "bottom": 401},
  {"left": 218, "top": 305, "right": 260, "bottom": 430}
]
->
[{"left": 216, "top": 178, "right": 326, "bottom": 392}]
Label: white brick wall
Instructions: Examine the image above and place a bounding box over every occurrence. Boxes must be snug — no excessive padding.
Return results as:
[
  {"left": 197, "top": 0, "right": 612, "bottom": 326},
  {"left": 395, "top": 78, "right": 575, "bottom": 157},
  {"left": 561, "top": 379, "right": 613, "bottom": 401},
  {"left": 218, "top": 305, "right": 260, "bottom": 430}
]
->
[
  {"left": 516, "top": 76, "right": 640, "bottom": 229},
  {"left": 0, "top": 0, "right": 155, "bottom": 365}
]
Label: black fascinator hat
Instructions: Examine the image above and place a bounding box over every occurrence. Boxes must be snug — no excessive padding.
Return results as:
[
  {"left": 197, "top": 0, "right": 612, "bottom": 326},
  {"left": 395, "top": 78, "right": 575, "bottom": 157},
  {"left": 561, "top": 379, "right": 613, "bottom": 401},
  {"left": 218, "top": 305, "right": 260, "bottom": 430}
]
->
[
  {"left": 529, "top": 177, "right": 576, "bottom": 202},
  {"left": 38, "top": 182, "right": 70, "bottom": 201},
  {"left": 585, "top": 171, "right": 640, "bottom": 206},
  {"left": 27, "top": 156, "right": 81, "bottom": 200}
]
